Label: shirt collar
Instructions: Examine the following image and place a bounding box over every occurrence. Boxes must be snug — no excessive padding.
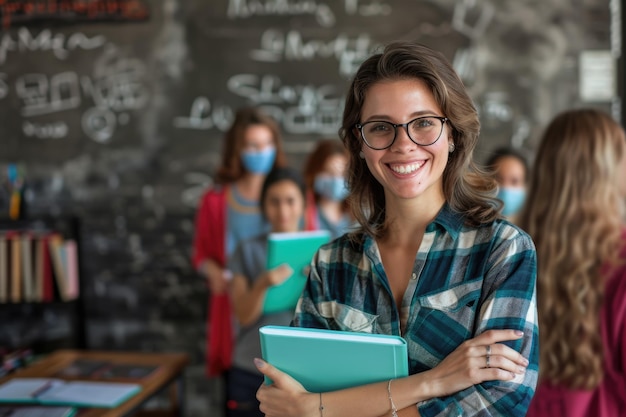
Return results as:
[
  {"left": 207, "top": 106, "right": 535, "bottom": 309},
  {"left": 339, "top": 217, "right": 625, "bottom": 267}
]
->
[
  {"left": 425, "top": 203, "right": 464, "bottom": 240},
  {"left": 362, "top": 203, "right": 465, "bottom": 253}
]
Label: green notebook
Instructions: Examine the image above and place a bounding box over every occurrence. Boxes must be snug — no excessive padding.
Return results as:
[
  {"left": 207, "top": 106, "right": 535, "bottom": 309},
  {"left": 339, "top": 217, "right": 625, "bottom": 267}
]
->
[
  {"left": 263, "top": 230, "right": 331, "bottom": 314},
  {"left": 0, "top": 378, "right": 141, "bottom": 408},
  {"left": 259, "top": 325, "right": 409, "bottom": 392}
]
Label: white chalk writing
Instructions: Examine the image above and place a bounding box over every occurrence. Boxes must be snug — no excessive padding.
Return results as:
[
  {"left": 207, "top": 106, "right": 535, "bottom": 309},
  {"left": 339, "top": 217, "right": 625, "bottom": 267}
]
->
[
  {"left": 452, "top": 0, "right": 494, "bottom": 40},
  {"left": 10, "top": 45, "right": 148, "bottom": 142},
  {"left": 0, "top": 73, "right": 8, "bottom": 99},
  {"left": 174, "top": 72, "right": 344, "bottom": 135},
  {"left": 511, "top": 119, "right": 531, "bottom": 148},
  {"left": 173, "top": 97, "right": 234, "bottom": 131},
  {"left": 81, "top": 107, "right": 117, "bottom": 143},
  {"left": 344, "top": 0, "right": 391, "bottom": 16},
  {"left": 22, "top": 120, "right": 68, "bottom": 139},
  {"left": 227, "top": 0, "right": 335, "bottom": 27},
  {"left": 0, "top": 27, "right": 107, "bottom": 65},
  {"left": 16, "top": 72, "right": 81, "bottom": 117},
  {"left": 228, "top": 73, "right": 341, "bottom": 107},
  {"left": 182, "top": 172, "right": 214, "bottom": 209},
  {"left": 481, "top": 92, "right": 512, "bottom": 123},
  {"left": 250, "top": 29, "right": 375, "bottom": 77}
]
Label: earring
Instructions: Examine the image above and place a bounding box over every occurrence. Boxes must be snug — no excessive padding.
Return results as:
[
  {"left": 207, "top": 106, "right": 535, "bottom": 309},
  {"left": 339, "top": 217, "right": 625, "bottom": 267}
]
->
[
  {"left": 359, "top": 151, "right": 365, "bottom": 159},
  {"left": 448, "top": 142, "right": 455, "bottom": 153}
]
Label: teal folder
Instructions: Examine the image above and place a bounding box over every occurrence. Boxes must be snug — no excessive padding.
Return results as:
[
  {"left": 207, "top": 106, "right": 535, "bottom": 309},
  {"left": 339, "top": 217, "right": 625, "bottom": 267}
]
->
[
  {"left": 259, "top": 325, "right": 409, "bottom": 392},
  {"left": 263, "top": 230, "right": 331, "bottom": 314}
]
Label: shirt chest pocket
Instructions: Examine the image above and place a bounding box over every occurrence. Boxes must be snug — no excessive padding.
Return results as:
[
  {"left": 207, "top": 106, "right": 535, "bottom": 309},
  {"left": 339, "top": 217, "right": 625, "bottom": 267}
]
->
[
  {"left": 319, "top": 301, "right": 379, "bottom": 333},
  {"left": 412, "top": 281, "right": 482, "bottom": 357}
]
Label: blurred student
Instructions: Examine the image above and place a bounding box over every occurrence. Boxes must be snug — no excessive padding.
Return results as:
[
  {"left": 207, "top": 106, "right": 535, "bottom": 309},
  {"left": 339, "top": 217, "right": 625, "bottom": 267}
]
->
[
  {"left": 520, "top": 108, "right": 626, "bottom": 416},
  {"left": 303, "top": 139, "right": 352, "bottom": 238},
  {"left": 191, "top": 107, "right": 287, "bottom": 379},
  {"left": 486, "top": 147, "right": 529, "bottom": 220},
  {"left": 227, "top": 167, "right": 307, "bottom": 417}
]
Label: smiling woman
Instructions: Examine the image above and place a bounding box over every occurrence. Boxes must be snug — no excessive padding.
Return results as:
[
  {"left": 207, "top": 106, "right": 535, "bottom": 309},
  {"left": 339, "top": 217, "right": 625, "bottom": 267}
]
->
[{"left": 254, "top": 41, "right": 539, "bottom": 417}]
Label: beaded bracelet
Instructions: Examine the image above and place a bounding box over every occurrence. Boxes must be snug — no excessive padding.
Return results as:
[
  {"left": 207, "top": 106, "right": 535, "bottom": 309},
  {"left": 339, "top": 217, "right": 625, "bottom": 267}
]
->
[{"left": 387, "top": 379, "right": 398, "bottom": 417}]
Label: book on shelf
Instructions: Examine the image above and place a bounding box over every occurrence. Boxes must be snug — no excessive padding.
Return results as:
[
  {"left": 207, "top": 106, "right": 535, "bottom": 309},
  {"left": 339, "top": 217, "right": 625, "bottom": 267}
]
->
[
  {"left": 0, "top": 377, "right": 141, "bottom": 408},
  {"left": 8, "top": 231, "right": 21, "bottom": 304},
  {"left": 63, "top": 240, "right": 79, "bottom": 301},
  {"left": 47, "top": 234, "right": 68, "bottom": 302},
  {"left": 35, "top": 233, "right": 54, "bottom": 303},
  {"left": 20, "top": 233, "right": 34, "bottom": 303},
  {"left": 259, "top": 325, "right": 409, "bottom": 392},
  {"left": 263, "top": 230, "right": 331, "bottom": 314},
  {"left": 0, "top": 229, "right": 79, "bottom": 303}
]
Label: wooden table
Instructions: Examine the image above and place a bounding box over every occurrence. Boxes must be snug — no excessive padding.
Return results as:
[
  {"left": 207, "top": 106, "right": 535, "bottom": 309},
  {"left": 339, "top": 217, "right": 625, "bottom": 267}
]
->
[{"left": 0, "top": 349, "right": 190, "bottom": 417}]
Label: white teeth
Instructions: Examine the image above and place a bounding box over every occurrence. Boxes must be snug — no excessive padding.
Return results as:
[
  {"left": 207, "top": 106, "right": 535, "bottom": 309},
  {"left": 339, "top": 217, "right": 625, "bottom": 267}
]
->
[{"left": 390, "top": 162, "right": 423, "bottom": 174}]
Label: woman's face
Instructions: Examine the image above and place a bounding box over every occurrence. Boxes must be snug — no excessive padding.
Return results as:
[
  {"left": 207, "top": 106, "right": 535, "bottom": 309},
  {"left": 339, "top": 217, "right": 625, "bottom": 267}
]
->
[
  {"left": 494, "top": 156, "right": 526, "bottom": 189},
  {"left": 264, "top": 180, "right": 305, "bottom": 233},
  {"left": 359, "top": 78, "right": 450, "bottom": 205}
]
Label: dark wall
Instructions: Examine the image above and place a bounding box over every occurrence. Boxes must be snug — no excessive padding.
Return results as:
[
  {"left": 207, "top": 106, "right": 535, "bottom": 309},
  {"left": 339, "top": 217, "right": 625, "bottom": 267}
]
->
[{"left": 0, "top": 0, "right": 616, "bottom": 363}]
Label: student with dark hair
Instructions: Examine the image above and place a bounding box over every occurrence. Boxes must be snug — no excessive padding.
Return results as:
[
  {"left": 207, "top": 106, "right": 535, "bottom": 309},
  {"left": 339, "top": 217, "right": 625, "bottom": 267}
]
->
[
  {"left": 255, "top": 41, "right": 537, "bottom": 417},
  {"left": 226, "top": 167, "right": 308, "bottom": 417},
  {"left": 303, "top": 139, "right": 352, "bottom": 238},
  {"left": 520, "top": 109, "right": 626, "bottom": 416},
  {"left": 485, "top": 147, "right": 529, "bottom": 220},
  {"left": 191, "top": 106, "right": 287, "bottom": 381}
]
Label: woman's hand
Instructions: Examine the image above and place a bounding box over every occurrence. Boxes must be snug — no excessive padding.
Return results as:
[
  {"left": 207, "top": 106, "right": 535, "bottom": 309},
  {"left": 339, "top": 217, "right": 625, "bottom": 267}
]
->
[
  {"left": 423, "top": 329, "right": 528, "bottom": 398},
  {"left": 262, "top": 264, "right": 293, "bottom": 288},
  {"left": 205, "top": 260, "right": 230, "bottom": 294},
  {"left": 255, "top": 358, "right": 317, "bottom": 417}
]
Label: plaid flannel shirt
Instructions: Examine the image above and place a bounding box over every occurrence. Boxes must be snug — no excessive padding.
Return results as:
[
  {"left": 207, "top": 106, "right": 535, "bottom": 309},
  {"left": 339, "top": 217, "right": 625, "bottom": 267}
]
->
[{"left": 293, "top": 204, "right": 538, "bottom": 416}]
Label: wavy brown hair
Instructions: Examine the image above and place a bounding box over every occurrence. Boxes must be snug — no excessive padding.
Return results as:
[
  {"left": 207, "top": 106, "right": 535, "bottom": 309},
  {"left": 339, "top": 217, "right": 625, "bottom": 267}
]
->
[
  {"left": 215, "top": 107, "right": 287, "bottom": 184},
  {"left": 518, "top": 108, "right": 626, "bottom": 389},
  {"left": 339, "top": 41, "right": 500, "bottom": 239}
]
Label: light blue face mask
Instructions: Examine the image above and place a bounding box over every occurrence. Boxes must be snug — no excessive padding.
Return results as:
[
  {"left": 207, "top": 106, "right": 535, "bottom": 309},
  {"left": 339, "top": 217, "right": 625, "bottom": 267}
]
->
[
  {"left": 314, "top": 175, "right": 349, "bottom": 202},
  {"left": 497, "top": 187, "right": 526, "bottom": 216},
  {"left": 241, "top": 147, "right": 276, "bottom": 174}
]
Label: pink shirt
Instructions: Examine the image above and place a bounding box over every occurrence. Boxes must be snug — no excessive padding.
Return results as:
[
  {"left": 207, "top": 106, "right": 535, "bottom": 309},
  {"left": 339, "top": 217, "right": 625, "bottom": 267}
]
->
[{"left": 527, "top": 231, "right": 626, "bottom": 416}]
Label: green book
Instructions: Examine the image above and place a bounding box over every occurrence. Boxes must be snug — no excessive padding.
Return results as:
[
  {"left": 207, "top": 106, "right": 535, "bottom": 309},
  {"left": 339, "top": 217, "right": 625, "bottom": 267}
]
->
[
  {"left": 259, "top": 325, "right": 409, "bottom": 392},
  {"left": 263, "top": 230, "right": 331, "bottom": 314},
  {"left": 0, "top": 378, "right": 141, "bottom": 408}
]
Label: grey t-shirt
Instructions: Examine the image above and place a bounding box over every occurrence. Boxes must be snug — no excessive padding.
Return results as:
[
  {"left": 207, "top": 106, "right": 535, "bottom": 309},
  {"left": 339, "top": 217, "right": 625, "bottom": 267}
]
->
[{"left": 228, "top": 233, "right": 294, "bottom": 374}]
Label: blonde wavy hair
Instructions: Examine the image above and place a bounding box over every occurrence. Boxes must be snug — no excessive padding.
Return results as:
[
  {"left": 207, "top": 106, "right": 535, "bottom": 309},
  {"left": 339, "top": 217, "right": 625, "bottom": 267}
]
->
[{"left": 518, "top": 108, "right": 626, "bottom": 389}]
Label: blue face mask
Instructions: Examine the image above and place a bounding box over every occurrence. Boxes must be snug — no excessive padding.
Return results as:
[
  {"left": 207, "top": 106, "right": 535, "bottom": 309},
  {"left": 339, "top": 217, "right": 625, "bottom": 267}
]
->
[
  {"left": 314, "top": 175, "right": 349, "bottom": 202},
  {"left": 241, "top": 147, "right": 276, "bottom": 174},
  {"left": 497, "top": 187, "right": 526, "bottom": 216}
]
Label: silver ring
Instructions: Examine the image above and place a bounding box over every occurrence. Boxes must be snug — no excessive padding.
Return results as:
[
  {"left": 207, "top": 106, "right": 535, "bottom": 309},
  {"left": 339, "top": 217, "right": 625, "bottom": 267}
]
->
[{"left": 486, "top": 345, "right": 491, "bottom": 368}]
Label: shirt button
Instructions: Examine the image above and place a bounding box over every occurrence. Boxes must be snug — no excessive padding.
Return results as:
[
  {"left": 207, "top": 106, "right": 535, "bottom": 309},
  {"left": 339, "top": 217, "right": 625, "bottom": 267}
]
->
[{"left": 411, "top": 273, "right": 417, "bottom": 280}]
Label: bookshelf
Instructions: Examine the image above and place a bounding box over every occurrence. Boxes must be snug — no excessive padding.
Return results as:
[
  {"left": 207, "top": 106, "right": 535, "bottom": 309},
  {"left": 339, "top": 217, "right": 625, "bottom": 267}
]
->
[{"left": 0, "top": 216, "right": 86, "bottom": 359}]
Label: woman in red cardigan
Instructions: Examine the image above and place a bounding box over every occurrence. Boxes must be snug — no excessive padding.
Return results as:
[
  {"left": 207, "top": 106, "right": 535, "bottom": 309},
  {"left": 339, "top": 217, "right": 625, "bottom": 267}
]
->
[{"left": 191, "top": 107, "right": 287, "bottom": 381}]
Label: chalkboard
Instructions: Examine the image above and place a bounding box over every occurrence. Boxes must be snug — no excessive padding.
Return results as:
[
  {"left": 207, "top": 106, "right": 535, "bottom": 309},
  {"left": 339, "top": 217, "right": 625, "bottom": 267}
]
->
[{"left": 1, "top": 1, "right": 616, "bottom": 212}]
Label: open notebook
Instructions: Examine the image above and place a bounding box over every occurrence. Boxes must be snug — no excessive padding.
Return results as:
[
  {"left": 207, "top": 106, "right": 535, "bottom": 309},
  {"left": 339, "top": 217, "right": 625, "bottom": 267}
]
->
[
  {"left": 260, "top": 325, "right": 409, "bottom": 392},
  {"left": 0, "top": 378, "right": 141, "bottom": 408}
]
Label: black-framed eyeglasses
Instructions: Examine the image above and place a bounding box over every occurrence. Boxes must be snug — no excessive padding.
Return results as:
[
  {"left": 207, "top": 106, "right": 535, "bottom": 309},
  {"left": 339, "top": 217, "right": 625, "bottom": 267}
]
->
[{"left": 355, "top": 116, "right": 448, "bottom": 150}]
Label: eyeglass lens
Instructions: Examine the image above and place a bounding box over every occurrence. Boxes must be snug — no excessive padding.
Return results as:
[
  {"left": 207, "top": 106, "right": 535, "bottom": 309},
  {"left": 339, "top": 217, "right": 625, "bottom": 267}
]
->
[{"left": 361, "top": 117, "right": 445, "bottom": 149}]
